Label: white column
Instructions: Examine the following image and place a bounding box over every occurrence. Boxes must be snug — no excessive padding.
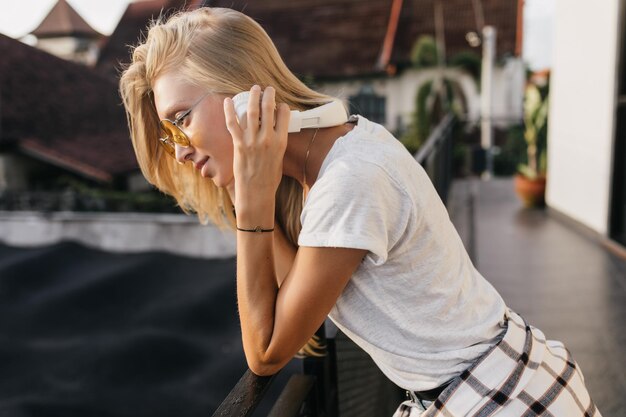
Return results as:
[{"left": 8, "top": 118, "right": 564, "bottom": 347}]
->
[{"left": 481, "top": 26, "right": 497, "bottom": 179}]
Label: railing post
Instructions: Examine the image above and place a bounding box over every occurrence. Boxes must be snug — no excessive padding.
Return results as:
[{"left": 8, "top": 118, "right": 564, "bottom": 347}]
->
[
  {"left": 267, "top": 374, "right": 317, "bottom": 417},
  {"left": 414, "top": 113, "right": 456, "bottom": 204},
  {"left": 296, "top": 323, "right": 339, "bottom": 417}
]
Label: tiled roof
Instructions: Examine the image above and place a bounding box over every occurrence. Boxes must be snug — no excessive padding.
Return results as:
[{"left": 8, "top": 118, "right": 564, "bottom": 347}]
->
[
  {"left": 207, "top": 0, "right": 520, "bottom": 79},
  {"left": 209, "top": 0, "right": 393, "bottom": 79},
  {"left": 96, "top": 0, "right": 205, "bottom": 80},
  {"left": 98, "top": 0, "right": 520, "bottom": 81},
  {"left": 30, "top": 0, "right": 102, "bottom": 39},
  {"left": 0, "top": 34, "right": 136, "bottom": 182},
  {"left": 391, "top": 0, "right": 520, "bottom": 68}
]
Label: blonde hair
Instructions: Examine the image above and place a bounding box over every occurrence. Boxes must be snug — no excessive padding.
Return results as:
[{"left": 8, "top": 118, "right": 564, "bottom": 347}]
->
[{"left": 119, "top": 7, "right": 337, "bottom": 245}]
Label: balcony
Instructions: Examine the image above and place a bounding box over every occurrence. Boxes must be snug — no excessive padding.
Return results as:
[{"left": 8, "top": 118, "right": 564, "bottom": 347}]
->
[{"left": 0, "top": 117, "right": 623, "bottom": 416}]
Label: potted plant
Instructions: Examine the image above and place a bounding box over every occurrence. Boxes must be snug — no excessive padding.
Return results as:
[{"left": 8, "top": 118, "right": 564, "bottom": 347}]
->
[{"left": 515, "top": 81, "right": 549, "bottom": 207}]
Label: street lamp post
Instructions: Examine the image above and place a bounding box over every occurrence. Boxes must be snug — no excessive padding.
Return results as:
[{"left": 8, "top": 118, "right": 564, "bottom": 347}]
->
[{"left": 481, "top": 26, "right": 497, "bottom": 180}]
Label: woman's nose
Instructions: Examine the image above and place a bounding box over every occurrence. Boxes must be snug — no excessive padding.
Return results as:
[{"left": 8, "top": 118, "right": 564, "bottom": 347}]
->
[{"left": 174, "top": 143, "right": 194, "bottom": 164}]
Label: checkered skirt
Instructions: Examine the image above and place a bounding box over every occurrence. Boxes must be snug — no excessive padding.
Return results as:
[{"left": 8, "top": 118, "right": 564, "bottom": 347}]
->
[{"left": 393, "top": 309, "right": 602, "bottom": 417}]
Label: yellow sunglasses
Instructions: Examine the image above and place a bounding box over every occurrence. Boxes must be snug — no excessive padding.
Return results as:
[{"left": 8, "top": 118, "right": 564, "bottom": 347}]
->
[{"left": 158, "top": 92, "right": 211, "bottom": 158}]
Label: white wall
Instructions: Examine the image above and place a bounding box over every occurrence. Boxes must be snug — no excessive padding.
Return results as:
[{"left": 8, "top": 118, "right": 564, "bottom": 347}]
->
[
  {"left": 0, "top": 212, "right": 236, "bottom": 259},
  {"left": 316, "top": 60, "right": 524, "bottom": 134},
  {"left": 546, "top": 0, "right": 620, "bottom": 235},
  {"left": 493, "top": 58, "right": 526, "bottom": 126},
  {"left": 36, "top": 37, "right": 99, "bottom": 66},
  {"left": 316, "top": 67, "right": 481, "bottom": 133}
]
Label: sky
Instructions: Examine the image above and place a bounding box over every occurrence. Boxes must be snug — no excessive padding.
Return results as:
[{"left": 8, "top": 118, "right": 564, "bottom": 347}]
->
[
  {"left": 0, "top": 0, "right": 130, "bottom": 37},
  {"left": 0, "top": 0, "right": 555, "bottom": 70}
]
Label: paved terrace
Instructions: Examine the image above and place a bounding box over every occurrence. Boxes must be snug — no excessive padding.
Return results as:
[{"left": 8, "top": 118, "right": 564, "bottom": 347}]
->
[{"left": 448, "top": 177, "right": 626, "bottom": 416}]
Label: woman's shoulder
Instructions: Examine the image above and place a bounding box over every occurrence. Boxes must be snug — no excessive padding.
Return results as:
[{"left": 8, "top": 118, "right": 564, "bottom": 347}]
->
[
  {"left": 318, "top": 116, "right": 423, "bottom": 191},
  {"left": 300, "top": 117, "right": 419, "bottom": 263},
  {"left": 339, "top": 116, "right": 407, "bottom": 152}
]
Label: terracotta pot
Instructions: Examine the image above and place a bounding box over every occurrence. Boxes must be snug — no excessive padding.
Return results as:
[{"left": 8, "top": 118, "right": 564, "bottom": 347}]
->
[{"left": 514, "top": 174, "right": 546, "bottom": 208}]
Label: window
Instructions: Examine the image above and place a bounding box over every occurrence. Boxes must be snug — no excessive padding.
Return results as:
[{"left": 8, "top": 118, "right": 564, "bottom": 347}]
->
[{"left": 349, "top": 85, "right": 386, "bottom": 125}]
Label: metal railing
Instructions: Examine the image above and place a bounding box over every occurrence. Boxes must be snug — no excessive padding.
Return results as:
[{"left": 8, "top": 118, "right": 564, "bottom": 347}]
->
[
  {"left": 209, "top": 322, "right": 405, "bottom": 417},
  {"left": 414, "top": 113, "right": 456, "bottom": 205},
  {"left": 210, "top": 113, "right": 457, "bottom": 417},
  {"left": 209, "top": 326, "right": 329, "bottom": 417}
]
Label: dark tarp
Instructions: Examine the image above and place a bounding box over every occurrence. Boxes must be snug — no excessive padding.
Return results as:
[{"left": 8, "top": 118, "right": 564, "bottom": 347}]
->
[{"left": 0, "top": 241, "right": 297, "bottom": 417}]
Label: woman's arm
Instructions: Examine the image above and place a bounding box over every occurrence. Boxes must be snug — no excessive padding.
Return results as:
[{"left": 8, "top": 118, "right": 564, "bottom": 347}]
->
[
  {"left": 229, "top": 186, "right": 294, "bottom": 288},
  {"left": 224, "top": 86, "right": 366, "bottom": 376},
  {"left": 273, "top": 222, "right": 296, "bottom": 288},
  {"left": 236, "top": 227, "right": 365, "bottom": 376}
]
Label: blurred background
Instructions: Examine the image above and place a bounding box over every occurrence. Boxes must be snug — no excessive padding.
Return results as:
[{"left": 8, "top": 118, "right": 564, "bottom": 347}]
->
[{"left": 0, "top": 1, "right": 624, "bottom": 416}]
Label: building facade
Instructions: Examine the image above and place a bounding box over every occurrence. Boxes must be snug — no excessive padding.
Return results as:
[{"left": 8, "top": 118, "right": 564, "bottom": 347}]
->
[{"left": 546, "top": 0, "right": 626, "bottom": 246}]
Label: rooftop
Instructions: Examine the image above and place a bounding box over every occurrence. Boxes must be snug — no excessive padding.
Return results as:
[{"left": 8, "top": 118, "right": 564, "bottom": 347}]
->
[
  {"left": 30, "top": 0, "right": 103, "bottom": 39},
  {"left": 96, "top": 0, "right": 206, "bottom": 80},
  {"left": 97, "top": 0, "right": 520, "bottom": 80},
  {"left": 0, "top": 34, "right": 136, "bottom": 182},
  {"left": 210, "top": 0, "right": 519, "bottom": 79}
]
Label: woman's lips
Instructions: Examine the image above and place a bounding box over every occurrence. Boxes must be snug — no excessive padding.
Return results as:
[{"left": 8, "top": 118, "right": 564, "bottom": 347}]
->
[
  {"left": 195, "top": 157, "right": 209, "bottom": 171},
  {"left": 199, "top": 158, "right": 211, "bottom": 177}
]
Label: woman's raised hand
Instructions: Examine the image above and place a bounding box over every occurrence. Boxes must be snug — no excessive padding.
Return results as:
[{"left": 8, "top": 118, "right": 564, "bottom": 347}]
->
[{"left": 224, "top": 85, "right": 290, "bottom": 216}]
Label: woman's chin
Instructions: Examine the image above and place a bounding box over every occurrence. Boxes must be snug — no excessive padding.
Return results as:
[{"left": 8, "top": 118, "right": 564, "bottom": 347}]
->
[
  {"left": 212, "top": 175, "right": 235, "bottom": 190},
  {"left": 201, "top": 166, "right": 217, "bottom": 182},
  {"left": 204, "top": 167, "right": 233, "bottom": 188},
  {"left": 210, "top": 175, "right": 227, "bottom": 188}
]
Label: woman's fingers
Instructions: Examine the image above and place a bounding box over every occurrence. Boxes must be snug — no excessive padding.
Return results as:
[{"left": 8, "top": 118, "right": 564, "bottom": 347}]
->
[
  {"left": 229, "top": 86, "right": 287, "bottom": 204},
  {"left": 223, "top": 97, "right": 243, "bottom": 141},
  {"left": 260, "top": 86, "right": 276, "bottom": 137},
  {"left": 274, "top": 102, "right": 290, "bottom": 138},
  {"left": 246, "top": 85, "right": 262, "bottom": 140},
  {"left": 228, "top": 85, "right": 287, "bottom": 150}
]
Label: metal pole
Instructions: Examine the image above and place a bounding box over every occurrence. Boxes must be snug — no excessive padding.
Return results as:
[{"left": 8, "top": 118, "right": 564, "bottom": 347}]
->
[
  {"left": 0, "top": 88, "right": 4, "bottom": 193},
  {"left": 433, "top": 0, "right": 449, "bottom": 110},
  {"left": 480, "top": 26, "right": 496, "bottom": 180}
]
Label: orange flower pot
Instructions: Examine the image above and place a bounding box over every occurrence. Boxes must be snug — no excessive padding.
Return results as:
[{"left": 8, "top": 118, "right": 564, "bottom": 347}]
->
[{"left": 514, "top": 174, "right": 546, "bottom": 208}]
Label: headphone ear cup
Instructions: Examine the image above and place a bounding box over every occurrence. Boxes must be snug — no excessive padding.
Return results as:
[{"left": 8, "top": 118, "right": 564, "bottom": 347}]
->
[{"left": 232, "top": 92, "right": 251, "bottom": 127}]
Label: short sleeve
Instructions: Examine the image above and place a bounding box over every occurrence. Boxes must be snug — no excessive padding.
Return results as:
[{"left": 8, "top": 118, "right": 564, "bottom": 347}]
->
[{"left": 298, "top": 158, "right": 409, "bottom": 266}]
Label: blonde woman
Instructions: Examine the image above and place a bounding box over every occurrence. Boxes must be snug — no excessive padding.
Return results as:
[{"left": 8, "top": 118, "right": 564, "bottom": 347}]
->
[{"left": 119, "top": 7, "right": 600, "bottom": 416}]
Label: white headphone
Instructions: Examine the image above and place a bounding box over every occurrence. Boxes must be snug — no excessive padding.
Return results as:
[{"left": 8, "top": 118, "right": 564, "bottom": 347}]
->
[{"left": 232, "top": 91, "right": 348, "bottom": 133}]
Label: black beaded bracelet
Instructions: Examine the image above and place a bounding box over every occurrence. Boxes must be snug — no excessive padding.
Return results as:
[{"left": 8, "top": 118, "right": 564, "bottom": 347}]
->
[{"left": 236, "top": 226, "right": 275, "bottom": 233}]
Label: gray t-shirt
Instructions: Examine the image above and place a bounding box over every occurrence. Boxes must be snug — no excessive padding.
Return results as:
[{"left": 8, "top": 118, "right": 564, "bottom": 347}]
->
[{"left": 298, "top": 115, "right": 507, "bottom": 392}]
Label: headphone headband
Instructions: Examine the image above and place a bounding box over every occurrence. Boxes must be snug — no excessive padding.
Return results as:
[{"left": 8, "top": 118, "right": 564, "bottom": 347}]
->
[{"left": 232, "top": 91, "right": 348, "bottom": 133}]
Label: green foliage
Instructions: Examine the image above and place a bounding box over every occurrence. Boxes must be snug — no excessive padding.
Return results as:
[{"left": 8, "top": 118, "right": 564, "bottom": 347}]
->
[
  {"left": 400, "top": 81, "right": 434, "bottom": 153},
  {"left": 401, "top": 36, "right": 475, "bottom": 157},
  {"left": 494, "top": 124, "right": 527, "bottom": 176},
  {"left": 449, "top": 51, "right": 482, "bottom": 82},
  {"left": 300, "top": 74, "right": 316, "bottom": 88},
  {"left": 51, "top": 175, "right": 180, "bottom": 213},
  {"left": 400, "top": 77, "right": 466, "bottom": 155},
  {"left": 416, "top": 81, "right": 437, "bottom": 141},
  {"left": 411, "top": 35, "right": 439, "bottom": 69},
  {"left": 518, "top": 83, "right": 550, "bottom": 179}
]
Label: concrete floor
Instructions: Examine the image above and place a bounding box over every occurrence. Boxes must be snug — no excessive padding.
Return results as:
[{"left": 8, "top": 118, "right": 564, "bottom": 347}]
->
[{"left": 448, "top": 177, "right": 626, "bottom": 417}]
